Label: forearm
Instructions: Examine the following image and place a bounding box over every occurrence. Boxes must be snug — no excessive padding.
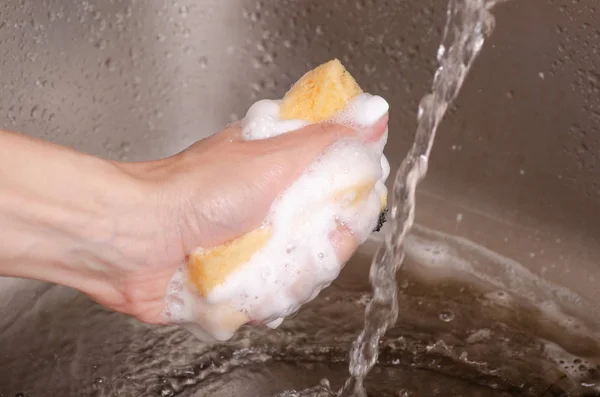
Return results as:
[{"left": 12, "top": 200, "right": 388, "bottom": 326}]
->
[{"left": 0, "top": 130, "right": 144, "bottom": 293}]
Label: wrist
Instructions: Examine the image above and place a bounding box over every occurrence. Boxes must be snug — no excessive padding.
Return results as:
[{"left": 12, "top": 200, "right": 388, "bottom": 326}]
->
[{"left": 0, "top": 134, "right": 152, "bottom": 296}]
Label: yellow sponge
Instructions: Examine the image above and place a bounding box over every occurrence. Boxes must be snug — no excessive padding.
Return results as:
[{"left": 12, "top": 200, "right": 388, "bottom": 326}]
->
[
  {"left": 187, "top": 59, "right": 375, "bottom": 297},
  {"left": 280, "top": 59, "right": 362, "bottom": 122},
  {"left": 188, "top": 227, "right": 271, "bottom": 297}
]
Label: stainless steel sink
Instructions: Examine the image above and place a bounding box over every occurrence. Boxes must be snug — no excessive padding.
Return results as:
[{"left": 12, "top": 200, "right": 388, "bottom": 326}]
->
[{"left": 1, "top": 1, "right": 599, "bottom": 396}]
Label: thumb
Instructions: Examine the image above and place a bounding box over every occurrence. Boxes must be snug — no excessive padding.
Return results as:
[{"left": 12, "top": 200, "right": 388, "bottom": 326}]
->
[
  {"left": 258, "top": 115, "right": 388, "bottom": 154},
  {"left": 253, "top": 122, "right": 356, "bottom": 157},
  {"left": 250, "top": 115, "right": 388, "bottom": 177},
  {"left": 250, "top": 117, "right": 388, "bottom": 190},
  {"left": 246, "top": 123, "right": 356, "bottom": 196}
]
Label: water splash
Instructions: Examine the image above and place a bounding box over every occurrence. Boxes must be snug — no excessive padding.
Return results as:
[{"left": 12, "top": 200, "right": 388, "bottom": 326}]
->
[{"left": 339, "top": 0, "right": 508, "bottom": 395}]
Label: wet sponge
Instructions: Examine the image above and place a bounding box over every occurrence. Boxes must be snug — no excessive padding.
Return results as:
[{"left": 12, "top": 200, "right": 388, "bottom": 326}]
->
[
  {"left": 188, "top": 227, "right": 272, "bottom": 297},
  {"left": 280, "top": 59, "right": 363, "bottom": 122},
  {"left": 187, "top": 59, "right": 384, "bottom": 299}
]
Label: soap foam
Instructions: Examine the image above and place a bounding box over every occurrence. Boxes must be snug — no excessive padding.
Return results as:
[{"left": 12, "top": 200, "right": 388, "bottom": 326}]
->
[
  {"left": 544, "top": 341, "right": 596, "bottom": 382},
  {"left": 163, "top": 93, "right": 390, "bottom": 341}
]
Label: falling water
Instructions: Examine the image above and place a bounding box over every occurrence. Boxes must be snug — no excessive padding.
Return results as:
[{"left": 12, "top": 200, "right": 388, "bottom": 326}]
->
[{"left": 339, "top": 0, "right": 509, "bottom": 396}]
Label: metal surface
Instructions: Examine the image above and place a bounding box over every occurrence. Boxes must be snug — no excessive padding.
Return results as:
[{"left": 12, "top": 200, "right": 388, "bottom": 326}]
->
[{"left": 1, "top": 0, "right": 599, "bottom": 396}]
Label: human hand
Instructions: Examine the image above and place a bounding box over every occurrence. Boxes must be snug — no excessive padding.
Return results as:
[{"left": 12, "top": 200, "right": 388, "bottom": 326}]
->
[{"left": 88, "top": 117, "right": 388, "bottom": 325}]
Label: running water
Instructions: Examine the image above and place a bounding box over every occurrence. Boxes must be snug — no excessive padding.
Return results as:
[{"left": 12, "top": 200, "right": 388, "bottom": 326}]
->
[{"left": 339, "top": 0, "right": 508, "bottom": 395}]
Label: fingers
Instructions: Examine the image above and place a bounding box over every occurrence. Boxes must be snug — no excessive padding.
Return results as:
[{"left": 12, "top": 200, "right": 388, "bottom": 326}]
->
[
  {"left": 253, "top": 122, "right": 356, "bottom": 157},
  {"left": 234, "top": 123, "right": 358, "bottom": 199},
  {"left": 329, "top": 222, "right": 359, "bottom": 265},
  {"left": 196, "top": 112, "right": 388, "bottom": 168},
  {"left": 242, "top": 223, "right": 359, "bottom": 326},
  {"left": 361, "top": 114, "right": 389, "bottom": 143},
  {"left": 248, "top": 116, "right": 388, "bottom": 181},
  {"left": 263, "top": 114, "right": 389, "bottom": 148}
]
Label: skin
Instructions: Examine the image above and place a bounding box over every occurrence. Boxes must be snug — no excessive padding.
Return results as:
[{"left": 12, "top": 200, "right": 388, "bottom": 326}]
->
[{"left": 0, "top": 116, "right": 388, "bottom": 325}]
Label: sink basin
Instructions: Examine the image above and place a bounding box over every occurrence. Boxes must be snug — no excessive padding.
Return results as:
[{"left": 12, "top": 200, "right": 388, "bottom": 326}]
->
[{"left": 1, "top": 0, "right": 599, "bottom": 396}]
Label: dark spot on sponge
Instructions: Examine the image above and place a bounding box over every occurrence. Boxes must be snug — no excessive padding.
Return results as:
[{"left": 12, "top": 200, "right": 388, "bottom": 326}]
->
[{"left": 373, "top": 208, "right": 388, "bottom": 232}]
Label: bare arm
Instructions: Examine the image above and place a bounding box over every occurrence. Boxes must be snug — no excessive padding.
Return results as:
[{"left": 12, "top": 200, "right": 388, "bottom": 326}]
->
[
  {"left": 0, "top": 119, "right": 382, "bottom": 324},
  {"left": 0, "top": 129, "right": 146, "bottom": 301}
]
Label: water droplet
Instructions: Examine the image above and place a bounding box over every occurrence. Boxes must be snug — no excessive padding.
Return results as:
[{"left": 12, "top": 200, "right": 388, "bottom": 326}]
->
[
  {"left": 178, "top": 5, "right": 188, "bottom": 17},
  {"left": 251, "top": 81, "right": 264, "bottom": 92},
  {"left": 104, "top": 57, "right": 115, "bottom": 71},
  {"left": 436, "top": 45, "right": 446, "bottom": 62},
  {"left": 252, "top": 58, "right": 262, "bottom": 69},
  {"left": 160, "top": 387, "right": 174, "bottom": 397},
  {"left": 30, "top": 105, "right": 39, "bottom": 118},
  {"left": 439, "top": 309, "right": 455, "bottom": 322},
  {"left": 92, "top": 376, "right": 107, "bottom": 390},
  {"left": 94, "top": 39, "right": 106, "bottom": 49},
  {"left": 249, "top": 11, "right": 260, "bottom": 23},
  {"left": 363, "top": 64, "right": 376, "bottom": 75},
  {"left": 261, "top": 53, "right": 274, "bottom": 65},
  {"left": 198, "top": 56, "right": 208, "bottom": 69}
]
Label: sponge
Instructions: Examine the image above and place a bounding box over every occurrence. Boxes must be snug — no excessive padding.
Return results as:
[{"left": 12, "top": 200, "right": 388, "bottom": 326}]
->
[
  {"left": 187, "top": 59, "right": 386, "bottom": 298},
  {"left": 188, "top": 227, "right": 272, "bottom": 297},
  {"left": 279, "top": 59, "right": 363, "bottom": 122}
]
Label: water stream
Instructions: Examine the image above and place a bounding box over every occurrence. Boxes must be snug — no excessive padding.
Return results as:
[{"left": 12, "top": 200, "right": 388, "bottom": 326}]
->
[{"left": 339, "top": 0, "right": 507, "bottom": 396}]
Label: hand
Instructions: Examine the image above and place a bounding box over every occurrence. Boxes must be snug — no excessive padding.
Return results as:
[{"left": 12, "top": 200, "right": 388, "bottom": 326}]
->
[
  {"left": 0, "top": 118, "right": 387, "bottom": 327},
  {"left": 106, "top": 118, "right": 388, "bottom": 325}
]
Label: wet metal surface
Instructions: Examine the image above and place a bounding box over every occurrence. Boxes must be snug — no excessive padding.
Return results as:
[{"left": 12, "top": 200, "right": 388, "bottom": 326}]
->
[{"left": 1, "top": 0, "right": 599, "bottom": 396}]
